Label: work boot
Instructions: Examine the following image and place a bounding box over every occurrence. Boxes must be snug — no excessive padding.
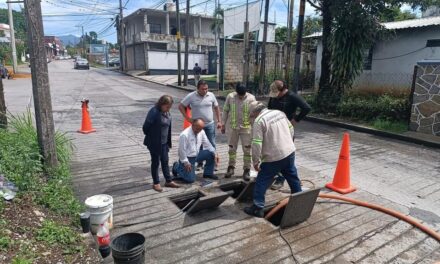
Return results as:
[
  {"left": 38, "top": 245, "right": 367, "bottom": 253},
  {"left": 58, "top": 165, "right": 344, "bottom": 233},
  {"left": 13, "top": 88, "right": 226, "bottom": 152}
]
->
[
  {"left": 153, "top": 184, "right": 163, "bottom": 192},
  {"left": 242, "top": 168, "right": 251, "bottom": 181},
  {"left": 244, "top": 204, "right": 264, "bottom": 218},
  {"left": 271, "top": 181, "right": 284, "bottom": 190},
  {"left": 224, "top": 166, "right": 235, "bottom": 178},
  {"left": 203, "top": 174, "right": 219, "bottom": 180}
]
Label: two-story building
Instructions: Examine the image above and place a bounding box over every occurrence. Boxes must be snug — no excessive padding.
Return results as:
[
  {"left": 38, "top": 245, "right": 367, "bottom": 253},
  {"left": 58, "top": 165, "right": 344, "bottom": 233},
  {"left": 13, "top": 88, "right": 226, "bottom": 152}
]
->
[{"left": 122, "top": 5, "right": 218, "bottom": 74}]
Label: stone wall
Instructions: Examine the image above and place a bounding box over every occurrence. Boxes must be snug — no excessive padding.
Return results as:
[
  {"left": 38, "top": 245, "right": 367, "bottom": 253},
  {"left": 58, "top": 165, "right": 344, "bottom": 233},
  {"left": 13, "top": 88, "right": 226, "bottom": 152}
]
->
[
  {"left": 223, "top": 39, "right": 284, "bottom": 84},
  {"left": 409, "top": 61, "right": 440, "bottom": 136},
  {"left": 222, "top": 39, "right": 315, "bottom": 86}
]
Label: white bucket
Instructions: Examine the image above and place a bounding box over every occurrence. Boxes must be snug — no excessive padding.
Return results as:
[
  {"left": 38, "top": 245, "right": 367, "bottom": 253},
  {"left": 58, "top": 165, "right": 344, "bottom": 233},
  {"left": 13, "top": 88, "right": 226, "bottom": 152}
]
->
[{"left": 85, "top": 194, "right": 113, "bottom": 235}]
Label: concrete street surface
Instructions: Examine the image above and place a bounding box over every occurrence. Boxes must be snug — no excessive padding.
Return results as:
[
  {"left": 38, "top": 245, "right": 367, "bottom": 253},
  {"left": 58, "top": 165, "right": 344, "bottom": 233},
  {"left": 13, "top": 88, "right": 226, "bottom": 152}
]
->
[{"left": 3, "top": 60, "right": 440, "bottom": 263}]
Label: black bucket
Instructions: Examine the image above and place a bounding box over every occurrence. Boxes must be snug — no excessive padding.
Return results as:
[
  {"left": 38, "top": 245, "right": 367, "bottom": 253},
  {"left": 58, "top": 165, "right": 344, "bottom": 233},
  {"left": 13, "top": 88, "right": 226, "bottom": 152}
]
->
[{"left": 110, "top": 233, "right": 145, "bottom": 264}]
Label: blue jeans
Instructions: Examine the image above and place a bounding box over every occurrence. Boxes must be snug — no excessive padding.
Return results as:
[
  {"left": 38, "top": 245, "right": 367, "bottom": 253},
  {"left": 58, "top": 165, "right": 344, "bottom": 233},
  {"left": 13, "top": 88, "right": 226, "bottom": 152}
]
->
[
  {"left": 203, "top": 122, "right": 216, "bottom": 148},
  {"left": 253, "top": 152, "right": 302, "bottom": 208},
  {"left": 150, "top": 144, "right": 172, "bottom": 184},
  {"left": 177, "top": 150, "right": 215, "bottom": 183}
]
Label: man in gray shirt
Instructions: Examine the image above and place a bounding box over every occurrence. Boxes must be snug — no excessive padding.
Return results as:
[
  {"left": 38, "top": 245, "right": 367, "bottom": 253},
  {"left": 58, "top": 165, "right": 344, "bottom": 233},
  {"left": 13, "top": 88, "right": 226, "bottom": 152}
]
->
[{"left": 179, "top": 80, "right": 221, "bottom": 175}]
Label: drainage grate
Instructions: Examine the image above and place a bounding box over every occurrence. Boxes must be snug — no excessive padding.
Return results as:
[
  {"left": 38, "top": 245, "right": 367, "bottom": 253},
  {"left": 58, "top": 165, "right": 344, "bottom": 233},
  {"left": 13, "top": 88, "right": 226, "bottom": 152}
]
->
[
  {"left": 264, "top": 188, "right": 321, "bottom": 228},
  {"left": 168, "top": 190, "right": 230, "bottom": 215}
]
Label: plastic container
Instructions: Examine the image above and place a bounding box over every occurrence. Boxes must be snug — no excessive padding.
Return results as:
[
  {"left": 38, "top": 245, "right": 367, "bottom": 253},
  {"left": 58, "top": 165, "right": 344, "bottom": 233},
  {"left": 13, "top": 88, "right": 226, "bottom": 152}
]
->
[
  {"left": 111, "top": 233, "right": 145, "bottom": 264},
  {"left": 85, "top": 194, "right": 113, "bottom": 234},
  {"left": 79, "top": 212, "right": 91, "bottom": 233},
  {"left": 97, "top": 223, "right": 110, "bottom": 247}
]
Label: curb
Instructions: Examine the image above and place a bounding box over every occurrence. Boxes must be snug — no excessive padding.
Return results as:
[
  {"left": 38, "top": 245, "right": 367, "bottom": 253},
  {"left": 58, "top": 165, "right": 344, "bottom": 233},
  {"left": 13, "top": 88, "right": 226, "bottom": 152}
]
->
[{"left": 304, "top": 116, "right": 440, "bottom": 149}]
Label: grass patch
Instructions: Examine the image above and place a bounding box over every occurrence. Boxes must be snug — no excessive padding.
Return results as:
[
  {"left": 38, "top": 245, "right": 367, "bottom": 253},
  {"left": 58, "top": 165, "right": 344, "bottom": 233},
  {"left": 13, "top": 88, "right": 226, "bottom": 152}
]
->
[
  {"left": 0, "top": 110, "right": 98, "bottom": 262},
  {"left": 201, "top": 75, "right": 216, "bottom": 82},
  {"left": 36, "top": 220, "right": 81, "bottom": 246},
  {"left": 370, "top": 119, "right": 408, "bottom": 134}
]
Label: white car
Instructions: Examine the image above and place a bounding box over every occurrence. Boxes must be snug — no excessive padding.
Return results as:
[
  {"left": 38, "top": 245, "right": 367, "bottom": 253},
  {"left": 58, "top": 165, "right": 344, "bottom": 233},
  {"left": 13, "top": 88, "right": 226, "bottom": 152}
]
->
[{"left": 74, "top": 59, "right": 89, "bottom": 70}]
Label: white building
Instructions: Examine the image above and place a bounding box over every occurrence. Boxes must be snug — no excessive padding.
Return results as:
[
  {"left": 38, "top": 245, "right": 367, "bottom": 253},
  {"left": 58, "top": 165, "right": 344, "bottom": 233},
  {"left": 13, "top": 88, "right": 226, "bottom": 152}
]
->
[
  {"left": 0, "top": 24, "right": 11, "bottom": 43},
  {"left": 309, "top": 16, "right": 440, "bottom": 91},
  {"left": 122, "top": 7, "right": 218, "bottom": 74}
]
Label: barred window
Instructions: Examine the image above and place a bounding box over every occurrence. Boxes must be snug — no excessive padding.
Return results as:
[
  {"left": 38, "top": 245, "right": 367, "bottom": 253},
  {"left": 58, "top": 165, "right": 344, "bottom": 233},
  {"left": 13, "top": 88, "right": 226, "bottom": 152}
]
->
[{"left": 363, "top": 47, "right": 373, "bottom": 70}]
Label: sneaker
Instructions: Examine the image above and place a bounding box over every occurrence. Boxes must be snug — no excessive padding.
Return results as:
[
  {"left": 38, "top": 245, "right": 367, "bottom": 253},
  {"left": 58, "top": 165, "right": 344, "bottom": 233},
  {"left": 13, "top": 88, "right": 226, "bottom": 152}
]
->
[
  {"left": 224, "top": 166, "right": 235, "bottom": 178},
  {"left": 242, "top": 168, "right": 250, "bottom": 181},
  {"left": 271, "top": 181, "right": 284, "bottom": 190},
  {"left": 196, "top": 163, "right": 204, "bottom": 171},
  {"left": 203, "top": 174, "right": 219, "bottom": 180},
  {"left": 172, "top": 162, "right": 179, "bottom": 177},
  {"left": 244, "top": 204, "right": 264, "bottom": 218}
]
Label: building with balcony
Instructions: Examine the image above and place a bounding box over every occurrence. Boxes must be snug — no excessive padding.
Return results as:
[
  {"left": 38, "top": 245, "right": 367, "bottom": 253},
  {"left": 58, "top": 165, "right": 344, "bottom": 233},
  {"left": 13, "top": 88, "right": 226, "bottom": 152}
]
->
[{"left": 122, "top": 6, "right": 219, "bottom": 74}]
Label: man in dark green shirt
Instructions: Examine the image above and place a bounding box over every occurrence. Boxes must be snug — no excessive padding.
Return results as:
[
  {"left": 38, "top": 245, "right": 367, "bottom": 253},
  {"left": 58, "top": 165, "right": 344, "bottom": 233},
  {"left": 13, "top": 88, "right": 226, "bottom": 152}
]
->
[{"left": 268, "top": 80, "right": 311, "bottom": 190}]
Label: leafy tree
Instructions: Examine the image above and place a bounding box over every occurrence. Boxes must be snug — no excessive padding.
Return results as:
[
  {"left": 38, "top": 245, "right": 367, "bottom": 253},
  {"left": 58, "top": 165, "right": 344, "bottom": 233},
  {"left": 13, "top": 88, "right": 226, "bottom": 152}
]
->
[
  {"left": 380, "top": 7, "right": 417, "bottom": 22},
  {"left": 275, "top": 17, "right": 321, "bottom": 42},
  {"left": 89, "top": 31, "right": 98, "bottom": 44}
]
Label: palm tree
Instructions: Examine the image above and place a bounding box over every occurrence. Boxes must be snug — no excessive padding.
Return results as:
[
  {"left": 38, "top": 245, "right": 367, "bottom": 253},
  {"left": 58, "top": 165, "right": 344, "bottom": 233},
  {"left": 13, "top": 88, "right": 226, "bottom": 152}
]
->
[{"left": 210, "top": 7, "right": 223, "bottom": 36}]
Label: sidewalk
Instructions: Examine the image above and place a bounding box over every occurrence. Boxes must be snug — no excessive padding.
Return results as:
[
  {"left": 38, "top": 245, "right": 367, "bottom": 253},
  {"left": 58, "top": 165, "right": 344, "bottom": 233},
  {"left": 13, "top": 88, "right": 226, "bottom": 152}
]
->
[{"left": 126, "top": 71, "right": 197, "bottom": 91}]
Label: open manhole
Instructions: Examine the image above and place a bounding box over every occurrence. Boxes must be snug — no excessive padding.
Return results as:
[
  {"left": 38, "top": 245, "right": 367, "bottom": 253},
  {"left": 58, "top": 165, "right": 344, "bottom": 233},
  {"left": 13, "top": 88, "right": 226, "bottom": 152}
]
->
[
  {"left": 219, "top": 180, "right": 257, "bottom": 202},
  {"left": 169, "top": 190, "right": 230, "bottom": 215}
]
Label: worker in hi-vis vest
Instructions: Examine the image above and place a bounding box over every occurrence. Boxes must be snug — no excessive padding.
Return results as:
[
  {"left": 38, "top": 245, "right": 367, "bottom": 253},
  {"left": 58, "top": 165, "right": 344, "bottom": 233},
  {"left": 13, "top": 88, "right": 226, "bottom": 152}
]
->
[{"left": 221, "top": 83, "right": 256, "bottom": 181}]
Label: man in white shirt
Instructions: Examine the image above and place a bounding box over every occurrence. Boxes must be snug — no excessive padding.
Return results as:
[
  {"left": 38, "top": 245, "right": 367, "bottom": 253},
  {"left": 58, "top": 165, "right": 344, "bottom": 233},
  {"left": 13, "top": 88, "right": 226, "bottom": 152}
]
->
[{"left": 174, "top": 119, "right": 217, "bottom": 183}]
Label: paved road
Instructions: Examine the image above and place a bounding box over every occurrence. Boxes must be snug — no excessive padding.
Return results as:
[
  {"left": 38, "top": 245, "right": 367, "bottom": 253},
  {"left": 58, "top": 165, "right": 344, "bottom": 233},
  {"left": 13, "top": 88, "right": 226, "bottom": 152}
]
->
[
  {"left": 5, "top": 61, "right": 439, "bottom": 221},
  {"left": 4, "top": 61, "right": 440, "bottom": 263}
]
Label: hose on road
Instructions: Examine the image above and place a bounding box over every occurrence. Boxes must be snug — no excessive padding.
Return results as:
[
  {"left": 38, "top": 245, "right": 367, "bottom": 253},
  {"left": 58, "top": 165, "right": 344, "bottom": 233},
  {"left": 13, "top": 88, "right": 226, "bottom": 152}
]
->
[{"left": 267, "top": 192, "right": 440, "bottom": 242}]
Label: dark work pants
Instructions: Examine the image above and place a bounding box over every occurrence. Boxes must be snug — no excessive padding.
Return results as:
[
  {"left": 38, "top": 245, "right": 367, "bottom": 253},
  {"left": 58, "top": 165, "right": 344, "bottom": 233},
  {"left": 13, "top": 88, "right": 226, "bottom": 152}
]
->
[{"left": 150, "top": 144, "right": 172, "bottom": 184}]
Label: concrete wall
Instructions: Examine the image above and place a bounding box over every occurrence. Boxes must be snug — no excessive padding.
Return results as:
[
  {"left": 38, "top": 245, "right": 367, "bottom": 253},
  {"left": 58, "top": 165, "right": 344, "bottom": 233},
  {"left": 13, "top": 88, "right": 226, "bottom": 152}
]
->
[
  {"left": 314, "top": 26, "right": 440, "bottom": 91},
  {"left": 148, "top": 50, "right": 206, "bottom": 71},
  {"left": 409, "top": 61, "right": 440, "bottom": 136}
]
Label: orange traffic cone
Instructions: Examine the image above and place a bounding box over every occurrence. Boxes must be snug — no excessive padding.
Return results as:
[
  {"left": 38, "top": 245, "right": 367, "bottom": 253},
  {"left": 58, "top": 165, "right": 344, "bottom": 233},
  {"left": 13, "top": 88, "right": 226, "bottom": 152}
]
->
[
  {"left": 325, "top": 133, "right": 356, "bottom": 194},
  {"left": 78, "top": 99, "right": 96, "bottom": 134},
  {"left": 183, "top": 107, "right": 192, "bottom": 129}
]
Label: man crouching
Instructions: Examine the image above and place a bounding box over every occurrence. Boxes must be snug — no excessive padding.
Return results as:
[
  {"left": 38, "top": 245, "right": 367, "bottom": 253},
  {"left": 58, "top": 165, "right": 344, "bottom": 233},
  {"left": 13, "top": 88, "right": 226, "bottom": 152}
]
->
[{"left": 244, "top": 102, "right": 302, "bottom": 217}]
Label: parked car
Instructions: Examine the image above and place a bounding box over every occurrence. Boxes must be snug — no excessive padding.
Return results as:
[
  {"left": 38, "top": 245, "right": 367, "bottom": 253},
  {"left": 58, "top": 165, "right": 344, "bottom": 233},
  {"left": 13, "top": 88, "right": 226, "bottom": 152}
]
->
[
  {"left": 109, "top": 58, "right": 120, "bottom": 67},
  {"left": 0, "top": 64, "right": 9, "bottom": 79},
  {"left": 74, "top": 58, "right": 90, "bottom": 70}
]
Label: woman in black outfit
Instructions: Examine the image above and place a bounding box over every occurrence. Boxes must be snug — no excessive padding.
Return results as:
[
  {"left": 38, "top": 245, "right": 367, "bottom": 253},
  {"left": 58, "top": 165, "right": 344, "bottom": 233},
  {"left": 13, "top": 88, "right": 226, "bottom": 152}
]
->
[{"left": 143, "top": 95, "right": 180, "bottom": 192}]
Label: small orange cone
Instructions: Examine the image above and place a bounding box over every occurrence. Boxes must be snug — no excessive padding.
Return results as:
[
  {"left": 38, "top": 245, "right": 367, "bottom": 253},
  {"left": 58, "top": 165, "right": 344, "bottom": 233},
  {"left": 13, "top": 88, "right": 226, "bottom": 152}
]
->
[
  {"left": 78, "top": 99, "right": 96, "bottom": 134},
  {"left": 183, "top": 107, "right": 192, "bottom": 129},
  {"left": 325, "top": 133, "right": 356, "bottom": 194}
]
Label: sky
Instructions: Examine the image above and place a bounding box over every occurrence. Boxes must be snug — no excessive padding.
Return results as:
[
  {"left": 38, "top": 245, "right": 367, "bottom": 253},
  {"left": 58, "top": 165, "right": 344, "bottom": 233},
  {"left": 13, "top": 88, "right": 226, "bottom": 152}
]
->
[
  {"left": 0, "top": 0, "right": 318, "bottom": 44},
  {"left": 0, "top": 0, "right": 417, "bottom": 44}
]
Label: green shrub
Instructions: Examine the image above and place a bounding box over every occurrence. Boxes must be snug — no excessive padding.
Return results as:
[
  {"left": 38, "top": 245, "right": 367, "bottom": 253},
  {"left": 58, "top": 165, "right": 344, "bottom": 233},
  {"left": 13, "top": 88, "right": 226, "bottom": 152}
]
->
[
  {"left": 0, "top": 112, "right": 43, "bottom": 191},
  {"left": 0, "top": 110, "right": 82, "bottom": 219},
  {"left": 336, "top": 94, "right": 410, "bottom": 122}
]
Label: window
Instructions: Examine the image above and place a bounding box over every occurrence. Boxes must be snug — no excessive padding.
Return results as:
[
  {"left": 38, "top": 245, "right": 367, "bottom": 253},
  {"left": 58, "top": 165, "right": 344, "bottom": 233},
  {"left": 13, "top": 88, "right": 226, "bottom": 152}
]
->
[
  {"left": 150, "top": 24, "right": 161, "bottom": 34},
  {"left": 363, "top": 47, "right": 373, "bottom": 70},
  {"left": 426, "top": 39, "right": 440, "bottom": 47},
  {"left": 149, "top": 42, "right": 167, "bottom": 50}
]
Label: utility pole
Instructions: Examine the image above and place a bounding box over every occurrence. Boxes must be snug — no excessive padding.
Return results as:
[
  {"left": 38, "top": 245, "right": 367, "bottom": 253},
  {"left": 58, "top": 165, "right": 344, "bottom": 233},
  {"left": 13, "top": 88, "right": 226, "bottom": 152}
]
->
[
  {"left": 76, "top": 25, "right": 84, "bottom": 57},
  {"left": 242, "top": 0, "right": 250, "bottom": 87},
  {"left": 119, "top": 0, "right": 126, "bottom": 71},
  {"left": 183, "top": 0, "right": 190, "bottom": 86},
  {"left": 0, "top": 78, "right": 6, "bottom": 128},
  {"left": 176, "top": 0, "right": 182, "bottom": 86},
  {"left": 7, "top": 1, "right": 18, "bottom": 74},
  {"left": 284, "top": 0, "right": 294, "bottom": 86},
  {"left": 293, "top": 0, "right": 305, "bottom": 93},
  {"left": 258, "top": 0, "right": 270, "bottom": 94},
  {"left": 23, "top": 0, "right": 58, "bottom": 168}
]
